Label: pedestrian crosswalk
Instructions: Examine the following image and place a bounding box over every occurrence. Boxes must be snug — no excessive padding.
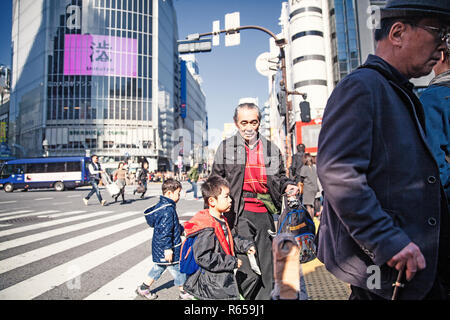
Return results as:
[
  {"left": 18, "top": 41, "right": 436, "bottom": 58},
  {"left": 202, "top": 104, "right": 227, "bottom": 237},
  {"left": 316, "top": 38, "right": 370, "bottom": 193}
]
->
[{"left": 0, "top": 206, "right": 197, "bottom": 300}]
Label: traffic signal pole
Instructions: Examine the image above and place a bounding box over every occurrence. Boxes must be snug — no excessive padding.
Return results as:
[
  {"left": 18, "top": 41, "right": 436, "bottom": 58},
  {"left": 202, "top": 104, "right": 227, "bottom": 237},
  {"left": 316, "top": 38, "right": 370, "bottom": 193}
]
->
[{"left": 189, "top": 25, "right": 306, "bottom": 174}]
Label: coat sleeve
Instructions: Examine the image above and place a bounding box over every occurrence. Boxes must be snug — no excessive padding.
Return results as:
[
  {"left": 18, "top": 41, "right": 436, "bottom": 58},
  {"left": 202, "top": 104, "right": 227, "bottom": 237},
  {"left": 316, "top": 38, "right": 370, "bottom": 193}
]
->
[
  {"left": 233, "top": 234, "right": 255, "bottom": 254},
  {"left": 193, "top": 228, "right": 238, "bottom": 272},
  {"left": 421, "top": 89, "right": 450, "bottom": 191},
  {"left": 276, "top": 144, "right": 295, "bottom": 194},
  {"left": 211, "top": 141, "right": 226, "bottom": 178},
  {"left": 317, "top": 74, "right": 411, "bottom": 266}
]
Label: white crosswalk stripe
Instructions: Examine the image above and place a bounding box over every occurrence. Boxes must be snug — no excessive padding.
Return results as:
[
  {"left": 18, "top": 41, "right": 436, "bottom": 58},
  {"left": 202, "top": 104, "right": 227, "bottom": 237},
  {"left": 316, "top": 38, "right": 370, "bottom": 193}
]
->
[
  {"left": 0, "top": 210, "right": 114, "bottom": 238},
  {"left": 0, "top": 210, "right": 33, "bottom": 218},
  {"left": 84, "top": 256, "right": 153, "bottom": 300},
  {"left": 0, "top": 210, "right": 138, "bottom": 251},
  {"left": 0, "top": 228, "right": 153, "bottom": 300},
  {"left": 0, "top": 213, "right": 144, "bottom": 273},
  {"left": 0, "top": 210, "right": 58, "bottom": 222},
  {"left": 0, "top": 204, "right": 193, "bottom": 300}
]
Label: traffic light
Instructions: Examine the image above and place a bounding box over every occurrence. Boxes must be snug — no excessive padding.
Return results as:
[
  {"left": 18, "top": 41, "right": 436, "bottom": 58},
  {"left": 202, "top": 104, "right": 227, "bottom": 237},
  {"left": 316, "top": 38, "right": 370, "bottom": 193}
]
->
[
  {"left": 300, "top": 101, "right": 311, "bottom": 123},
  {"left": 277, "top": 91, "right": 286, "bottom": 116}
]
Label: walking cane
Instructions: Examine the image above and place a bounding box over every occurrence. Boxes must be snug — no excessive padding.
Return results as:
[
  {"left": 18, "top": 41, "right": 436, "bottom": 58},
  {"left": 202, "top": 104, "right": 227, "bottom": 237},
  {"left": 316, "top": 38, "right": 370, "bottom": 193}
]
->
[{"left": 391, "top": 268, "right": 405, "bottom": 300}]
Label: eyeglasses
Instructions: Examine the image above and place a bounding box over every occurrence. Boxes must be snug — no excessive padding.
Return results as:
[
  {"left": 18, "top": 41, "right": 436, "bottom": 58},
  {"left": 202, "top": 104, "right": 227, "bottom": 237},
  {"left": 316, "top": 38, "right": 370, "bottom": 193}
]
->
[{"left": 416, "top": 25, "right": 450, "bottom": 45}]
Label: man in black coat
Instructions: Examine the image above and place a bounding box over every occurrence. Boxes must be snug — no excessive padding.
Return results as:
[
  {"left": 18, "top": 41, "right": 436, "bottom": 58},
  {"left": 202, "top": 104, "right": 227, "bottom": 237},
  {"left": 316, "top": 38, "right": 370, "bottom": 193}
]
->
[
  {"left": 290, "top": 143, "right": 305, "bottom": 184},
  {"left": 211, "top": 103, "right": 298, "bottom": 300},
  {"left": 316, "top": 0, "right": 450, "bottom": 300}
]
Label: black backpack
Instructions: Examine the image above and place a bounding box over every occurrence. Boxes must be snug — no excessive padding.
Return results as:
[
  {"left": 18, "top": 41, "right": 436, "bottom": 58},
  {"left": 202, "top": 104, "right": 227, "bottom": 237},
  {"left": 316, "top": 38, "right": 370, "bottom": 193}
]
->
[{"left": 277, "top": 195, "right": 317, "bottom": 264}]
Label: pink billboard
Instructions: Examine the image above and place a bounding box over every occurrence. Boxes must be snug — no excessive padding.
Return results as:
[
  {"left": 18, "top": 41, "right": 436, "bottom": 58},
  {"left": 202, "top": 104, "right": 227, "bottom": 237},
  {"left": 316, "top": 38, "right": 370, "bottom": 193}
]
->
[{"left": 64, "top": 34, "right": 137, "bottom": 77}]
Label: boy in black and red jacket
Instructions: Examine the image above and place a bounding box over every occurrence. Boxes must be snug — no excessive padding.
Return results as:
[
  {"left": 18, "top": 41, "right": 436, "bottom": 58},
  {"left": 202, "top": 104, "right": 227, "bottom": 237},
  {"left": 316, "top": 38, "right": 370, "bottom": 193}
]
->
[{"left": 183, "top": 175, "right": 256, "bottom": 300}]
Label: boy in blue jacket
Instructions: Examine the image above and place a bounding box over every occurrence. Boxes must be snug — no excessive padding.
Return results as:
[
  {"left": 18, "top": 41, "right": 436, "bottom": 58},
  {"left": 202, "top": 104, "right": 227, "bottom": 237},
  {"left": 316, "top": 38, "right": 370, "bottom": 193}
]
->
[{"left": 136, "top": 178, "right": 191, "bottom": 300}]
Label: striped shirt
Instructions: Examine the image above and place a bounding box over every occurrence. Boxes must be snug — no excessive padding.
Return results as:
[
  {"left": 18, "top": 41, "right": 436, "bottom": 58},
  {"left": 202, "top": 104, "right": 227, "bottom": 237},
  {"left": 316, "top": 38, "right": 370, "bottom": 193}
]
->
[{"left": 243, "top": 140, "right": 268, "bottom": 213}]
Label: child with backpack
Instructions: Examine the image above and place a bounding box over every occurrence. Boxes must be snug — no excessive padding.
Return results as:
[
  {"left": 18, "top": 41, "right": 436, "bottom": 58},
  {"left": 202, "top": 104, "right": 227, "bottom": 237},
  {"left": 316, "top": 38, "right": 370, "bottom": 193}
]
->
[
  {"left": 135, "top": 178, "right": 191, "bottom": 300},
  {"left": 181, "top": 175, "right": 256, "bottom": 300}
]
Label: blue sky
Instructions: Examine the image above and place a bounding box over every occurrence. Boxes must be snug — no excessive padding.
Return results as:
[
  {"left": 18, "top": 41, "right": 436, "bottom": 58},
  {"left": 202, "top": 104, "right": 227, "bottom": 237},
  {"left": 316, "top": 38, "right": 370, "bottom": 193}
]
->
[
  {"left": 0, "top": 0, "right": 284, "bottom": 147},
  {"left": 173, "top": 0, "right": 283, "bottom": 138}
]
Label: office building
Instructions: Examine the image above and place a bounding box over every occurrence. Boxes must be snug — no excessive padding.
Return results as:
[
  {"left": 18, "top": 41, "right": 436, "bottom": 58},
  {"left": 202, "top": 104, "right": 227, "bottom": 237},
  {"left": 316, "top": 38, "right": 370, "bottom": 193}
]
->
[
  {"left": 178, "top": 54, "right": 208, "bottom": 168},
  {"left": 10, "top": 0, "right": 181, "bottom": 170}
]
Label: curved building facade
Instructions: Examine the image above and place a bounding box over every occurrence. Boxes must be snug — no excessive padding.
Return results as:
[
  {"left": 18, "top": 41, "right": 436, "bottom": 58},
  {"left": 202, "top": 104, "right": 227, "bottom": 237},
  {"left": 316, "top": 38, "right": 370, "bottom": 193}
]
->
[
  {"left": 286, "top": 0, "right": 333, "bottom": 120},
  {"left": 10, "top": 0, "right": 180, "bottom": 170}
]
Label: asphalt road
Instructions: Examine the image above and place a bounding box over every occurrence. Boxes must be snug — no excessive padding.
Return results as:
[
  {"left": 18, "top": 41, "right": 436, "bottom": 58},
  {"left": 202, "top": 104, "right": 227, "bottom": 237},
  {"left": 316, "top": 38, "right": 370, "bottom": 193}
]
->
[{"left": 0, "top": 181, "right": 203, "bottom": 300}]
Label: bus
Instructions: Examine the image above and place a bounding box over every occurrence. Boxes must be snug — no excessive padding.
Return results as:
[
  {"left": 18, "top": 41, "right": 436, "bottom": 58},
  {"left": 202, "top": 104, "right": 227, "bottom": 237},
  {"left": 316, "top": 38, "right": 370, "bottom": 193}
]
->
[{"left": 0, "top": 157, "right": 91, "bottom": 192}]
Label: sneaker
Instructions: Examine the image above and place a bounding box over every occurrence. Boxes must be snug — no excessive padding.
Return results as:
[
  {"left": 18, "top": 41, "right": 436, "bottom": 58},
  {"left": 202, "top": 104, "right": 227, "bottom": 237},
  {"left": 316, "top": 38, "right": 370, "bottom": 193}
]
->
[
  {"left": 179, "top": 290, "right": 193, "bottom": 300},
  {"left": 83, "top": 198, "right": 89, "bottom": 206},
  {"left": 101, "top": 200, "right": 107, "bottom": 206},
  {"left": 136, "top": 286, "right": 158, "bottom": 300}
]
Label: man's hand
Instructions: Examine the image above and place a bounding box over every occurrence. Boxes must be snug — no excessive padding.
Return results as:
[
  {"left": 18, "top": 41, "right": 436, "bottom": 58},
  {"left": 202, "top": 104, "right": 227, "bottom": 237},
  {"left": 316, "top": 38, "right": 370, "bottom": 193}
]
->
[
  {"left": 237, "top": 258, "right": 243, "bottom": 269},
  {"left": 387, "top": 242, "right": 426, "bottom": 281},
  {"left": 285, "top": 184, "right": 299, "bottom": 195}
]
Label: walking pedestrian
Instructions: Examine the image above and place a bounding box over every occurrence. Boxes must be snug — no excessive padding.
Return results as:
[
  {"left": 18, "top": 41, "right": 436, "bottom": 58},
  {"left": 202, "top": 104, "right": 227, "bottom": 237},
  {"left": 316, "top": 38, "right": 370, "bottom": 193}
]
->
[
  {"left": 299, "top": 153, "right": 319, "bottom": 219},
  {"left": 134, "top": 161, "right": 149, "bottom": 199},
  {"left": 420, "top": 45, "right": 450, "bottom": 205},
  {"left": 312, "top": 154, "right": 323, "bottom": 217},
  {"left": 83, "top": 155, "right": 107, "bottom": 206},
  {"left": 113, "top": 162, "right": 127, "bottom": 205},
  {"left": 316, "top": 0, "right": 450, "bottom": 300},
  {"left": 136, "top": 178, "right": 191, "bottom": 300},
  {"left": 290, "top": 143, "right": 305, "bottom": 185},
  {"left": 186, "top": 163, "right": 200, "bottom": 200},
  {"left": 211, "top": 102, "right": 298, "bottom": 300},
  {"left": 182, "top": 175, "right": 256, "bottom": 300}
]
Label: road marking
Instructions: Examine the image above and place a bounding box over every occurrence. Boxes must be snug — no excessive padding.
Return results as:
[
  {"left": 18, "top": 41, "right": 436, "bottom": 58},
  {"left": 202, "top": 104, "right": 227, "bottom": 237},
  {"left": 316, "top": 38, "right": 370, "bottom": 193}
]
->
[
  {"left": 179, "top": 211, "right": 196, "bottom": 217},
  {"left": 37, "top": 210, "right": 86, "bottom": 219},
  {"left": 0, "top": 210, "right": 114, "bottom": 238},
  {"left": 52, "top": 202, "right": 71, "bottom": 205},
  {"left": 67, "top": 195, "right": 81, "bottom": 198},
  {"left": 0, "top": 214, "right": 145, "bottom": 273},
  {"left": 84, "top": 256, "right": 153, "bottom": 300},
  {"left": 34, "top": 198, "right": 54, "bottom": 201},
  {"left": 0, "top": 210, "right": 59, "bottom": 223},
  {"left": 0, "top": 201, "right": 17, "bottom": 205},
  {"left": 0, "top": 224, "right": 12, "bottom": 228},
  {"left": 0, "top": 211, "right": 139, "bottom": 251},
  {"left": 0, "top": 228, "right": 153, "bottom": 300},
  {"left": 0, "top": 210, "right": 33, "bottom": 218}
]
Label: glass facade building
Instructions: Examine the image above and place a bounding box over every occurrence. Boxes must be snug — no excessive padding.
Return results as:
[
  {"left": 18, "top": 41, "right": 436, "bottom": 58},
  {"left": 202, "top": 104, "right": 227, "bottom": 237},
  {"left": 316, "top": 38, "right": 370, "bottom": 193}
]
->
[
  {"left": 329, "top": 0, "right": 361, "bottom": 85},
  {"left": 10, "top": 0, "right": 180, "bottom": 170},
  {"left": 178, "top": 55, "right": 207, "bottom": 168}
]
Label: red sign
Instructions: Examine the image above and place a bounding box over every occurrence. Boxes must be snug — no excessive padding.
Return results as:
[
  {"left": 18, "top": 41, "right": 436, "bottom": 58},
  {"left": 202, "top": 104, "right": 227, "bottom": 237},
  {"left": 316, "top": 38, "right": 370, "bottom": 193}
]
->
[{"left": 295, "top": 118, "right": 322, "bottom": 154}]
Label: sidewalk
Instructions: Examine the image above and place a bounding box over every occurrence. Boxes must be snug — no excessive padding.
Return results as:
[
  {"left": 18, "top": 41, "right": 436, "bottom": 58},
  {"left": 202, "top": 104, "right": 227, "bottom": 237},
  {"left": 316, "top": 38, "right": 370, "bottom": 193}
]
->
[{"left": 300, "top": 217, "right": 351, "bottom": 300}]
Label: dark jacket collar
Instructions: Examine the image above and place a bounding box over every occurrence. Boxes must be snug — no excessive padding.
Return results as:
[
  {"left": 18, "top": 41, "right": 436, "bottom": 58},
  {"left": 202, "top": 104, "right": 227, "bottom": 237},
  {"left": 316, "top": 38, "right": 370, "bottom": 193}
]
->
[
  {"left": 160, "top": 195, "right": 176, "bottom": 207},
  {"left": 363, "top": 54, "right": 415, "bottom": 92}
]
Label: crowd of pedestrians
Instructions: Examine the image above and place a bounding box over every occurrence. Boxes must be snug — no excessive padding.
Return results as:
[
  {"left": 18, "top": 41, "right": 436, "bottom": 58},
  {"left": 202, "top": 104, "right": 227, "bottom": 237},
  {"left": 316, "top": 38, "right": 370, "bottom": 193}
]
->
[{"left": 80, "top": 0, "right": 449, "bottom": 301}]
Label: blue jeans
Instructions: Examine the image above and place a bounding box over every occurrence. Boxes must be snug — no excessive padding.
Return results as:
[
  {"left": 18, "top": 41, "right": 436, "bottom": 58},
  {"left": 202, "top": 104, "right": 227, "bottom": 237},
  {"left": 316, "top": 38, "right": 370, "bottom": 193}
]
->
[
  {"left": 186, "top": 180, "right": 198, "bottom": 198},
  {"left": 148, "top": 263, "right": 186, "bottom": 287},
  {"left": 86, "top": 179, "right": 103, "bottom": 202}
]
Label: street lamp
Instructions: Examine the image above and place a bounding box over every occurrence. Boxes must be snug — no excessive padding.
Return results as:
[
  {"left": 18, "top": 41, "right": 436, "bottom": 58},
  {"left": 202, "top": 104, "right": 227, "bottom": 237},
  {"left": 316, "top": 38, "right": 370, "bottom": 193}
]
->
[
  {"left": 42, "top": 139, "right": 49, "bottom": 157},
  {"left": 185, "top": 25, "right": 306, "bottom": 174}
]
